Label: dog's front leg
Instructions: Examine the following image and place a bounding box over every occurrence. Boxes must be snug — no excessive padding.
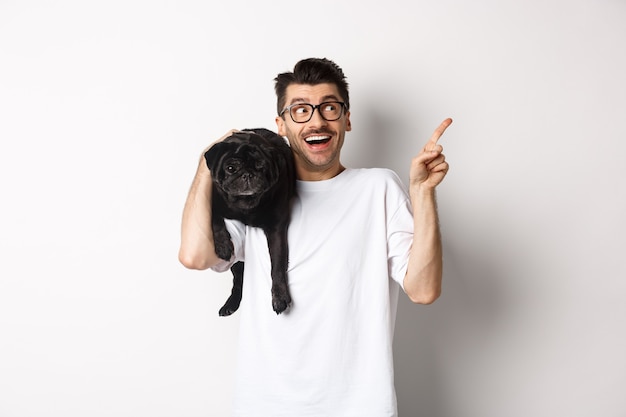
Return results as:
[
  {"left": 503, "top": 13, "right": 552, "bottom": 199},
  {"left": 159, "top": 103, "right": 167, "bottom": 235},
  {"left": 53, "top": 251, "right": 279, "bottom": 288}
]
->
[
  {"left": 265, "top": 225, "right": 291, "bottom": 314},
  {"left": 212, "top": 215, "right": 234, "bottom": 261},
  {"left": 213, "top": 215, "right": 243, "bottom": 316}
]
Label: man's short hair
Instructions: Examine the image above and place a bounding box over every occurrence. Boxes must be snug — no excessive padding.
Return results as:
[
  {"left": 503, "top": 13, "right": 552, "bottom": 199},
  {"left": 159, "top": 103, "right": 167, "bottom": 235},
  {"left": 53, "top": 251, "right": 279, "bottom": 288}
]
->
[{"left": 274, "top": 58, "right": 350, "bottom": 116}]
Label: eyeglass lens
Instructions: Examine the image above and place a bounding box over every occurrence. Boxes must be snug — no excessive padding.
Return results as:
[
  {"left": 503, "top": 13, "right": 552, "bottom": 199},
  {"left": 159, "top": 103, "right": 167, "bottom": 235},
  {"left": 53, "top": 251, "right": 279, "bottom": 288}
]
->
[{"left": 289, "top": 102, "right": 343, "bottom": 123}]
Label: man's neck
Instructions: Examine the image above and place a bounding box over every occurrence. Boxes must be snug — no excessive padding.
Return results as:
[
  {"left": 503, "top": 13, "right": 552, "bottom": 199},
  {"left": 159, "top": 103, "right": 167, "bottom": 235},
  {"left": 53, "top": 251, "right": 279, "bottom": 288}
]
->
[{"left": 297, "top": 164, "right": 346, "bottom": 181}]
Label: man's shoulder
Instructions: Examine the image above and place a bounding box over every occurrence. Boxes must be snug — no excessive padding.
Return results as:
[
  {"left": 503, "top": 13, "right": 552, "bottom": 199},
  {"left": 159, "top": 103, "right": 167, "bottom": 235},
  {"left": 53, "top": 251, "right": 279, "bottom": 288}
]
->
[{"left": 348, "top": 167, "right": 405, "bottom": 188}]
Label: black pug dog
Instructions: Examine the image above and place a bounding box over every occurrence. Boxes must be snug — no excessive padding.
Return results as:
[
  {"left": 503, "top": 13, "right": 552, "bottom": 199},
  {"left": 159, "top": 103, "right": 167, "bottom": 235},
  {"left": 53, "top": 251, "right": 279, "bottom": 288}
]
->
[{"left": 204, "top": 128, "right": 296, "bottom": 315}]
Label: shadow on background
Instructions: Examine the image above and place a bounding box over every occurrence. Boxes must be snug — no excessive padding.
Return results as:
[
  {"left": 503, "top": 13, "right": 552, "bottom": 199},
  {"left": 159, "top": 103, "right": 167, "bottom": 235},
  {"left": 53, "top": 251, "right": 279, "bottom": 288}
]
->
[
  {"left": 393, "top": 241, "right": 505, "bottom": 417},
  {"left": 354, "top": 105, "right": 504, "bottom": 416}
]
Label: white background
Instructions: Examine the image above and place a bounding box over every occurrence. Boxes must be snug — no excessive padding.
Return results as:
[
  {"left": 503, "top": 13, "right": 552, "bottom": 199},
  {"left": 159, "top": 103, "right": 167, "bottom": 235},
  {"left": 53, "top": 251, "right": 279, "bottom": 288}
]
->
[{"left": 1, "top": 0, "right": 625, "bottom": 416}]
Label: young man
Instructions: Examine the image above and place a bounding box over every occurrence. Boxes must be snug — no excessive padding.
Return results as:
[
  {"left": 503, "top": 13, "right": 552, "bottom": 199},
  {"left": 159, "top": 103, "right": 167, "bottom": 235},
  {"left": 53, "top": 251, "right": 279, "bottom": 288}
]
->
[{"left": 179, "top": 58, "right": 451, "bottom": 417}]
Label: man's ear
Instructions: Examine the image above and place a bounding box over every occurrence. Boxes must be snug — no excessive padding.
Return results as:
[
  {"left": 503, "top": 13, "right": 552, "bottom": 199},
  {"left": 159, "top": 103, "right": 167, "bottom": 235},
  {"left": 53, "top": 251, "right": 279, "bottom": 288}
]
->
[
  {"left": 275, "top": 116, "right": 286, "bottom": 136},
  {"left": 345, "top": 111, "right": 352, "bottom": 132}
]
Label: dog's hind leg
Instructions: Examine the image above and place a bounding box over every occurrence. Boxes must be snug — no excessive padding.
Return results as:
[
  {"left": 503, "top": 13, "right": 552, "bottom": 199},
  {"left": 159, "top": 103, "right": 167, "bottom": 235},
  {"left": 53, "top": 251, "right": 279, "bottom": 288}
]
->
[{"left": 219, "top": 261, "right": 244, "bottom": 316}]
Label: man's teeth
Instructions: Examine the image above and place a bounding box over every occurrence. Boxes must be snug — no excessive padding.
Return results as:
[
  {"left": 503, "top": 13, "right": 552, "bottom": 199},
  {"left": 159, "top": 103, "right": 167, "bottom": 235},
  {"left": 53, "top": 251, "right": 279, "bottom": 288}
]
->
[{"left": 305, "top": 135, "right": 331, "bottom": 144}]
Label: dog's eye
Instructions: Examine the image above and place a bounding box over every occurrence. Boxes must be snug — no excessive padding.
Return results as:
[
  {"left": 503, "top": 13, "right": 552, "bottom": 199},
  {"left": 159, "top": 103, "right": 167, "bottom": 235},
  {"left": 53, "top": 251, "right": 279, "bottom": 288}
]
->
[{"left": 224, "top": 158, "right": 242, "bottom": 174}]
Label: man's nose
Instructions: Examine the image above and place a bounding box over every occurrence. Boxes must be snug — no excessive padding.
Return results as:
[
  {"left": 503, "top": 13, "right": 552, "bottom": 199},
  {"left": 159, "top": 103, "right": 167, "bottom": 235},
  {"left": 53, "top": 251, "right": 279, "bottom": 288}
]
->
[{"left": 307, "top": 108, "right": 328, "bottom": 127}]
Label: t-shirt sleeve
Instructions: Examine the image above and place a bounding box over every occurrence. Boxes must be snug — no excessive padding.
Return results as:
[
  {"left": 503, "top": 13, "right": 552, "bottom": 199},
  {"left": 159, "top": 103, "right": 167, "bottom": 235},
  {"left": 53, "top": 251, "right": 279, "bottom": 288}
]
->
[
  {"left": 387, "top": 197, "right": 413, "bottom": 290},
  {"left": 382, "top": 170, "right": 414, "bottom": 290},
  {"left": 209, "top": 219, "right": 246, "bottom": 273}
]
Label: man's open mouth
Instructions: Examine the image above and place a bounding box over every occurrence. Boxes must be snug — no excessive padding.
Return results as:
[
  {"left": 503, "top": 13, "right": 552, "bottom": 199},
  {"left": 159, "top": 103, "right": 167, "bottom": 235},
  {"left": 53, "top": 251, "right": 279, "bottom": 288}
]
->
[{"left": 305, "top": 135, "right": 331, "bottom": 145}]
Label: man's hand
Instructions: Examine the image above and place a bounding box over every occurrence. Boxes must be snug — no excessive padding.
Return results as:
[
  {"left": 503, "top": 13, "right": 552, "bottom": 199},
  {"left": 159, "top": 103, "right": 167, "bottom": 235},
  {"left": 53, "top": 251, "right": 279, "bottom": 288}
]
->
[
  {"left": 202, "top": 129, "right": 241, "bottom": 156},
  {"left": 409, "top": 118, "right": 452, "bottom": 192},
  {"left": 403, "top": 118, "right": 452, "bottom": 304}
]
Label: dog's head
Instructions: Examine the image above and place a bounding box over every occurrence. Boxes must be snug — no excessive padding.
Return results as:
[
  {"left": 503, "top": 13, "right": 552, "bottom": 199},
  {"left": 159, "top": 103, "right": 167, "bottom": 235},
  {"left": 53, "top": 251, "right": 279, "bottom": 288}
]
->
[{"left": 204, "top": 130, "right": 284, "bottom": 211}]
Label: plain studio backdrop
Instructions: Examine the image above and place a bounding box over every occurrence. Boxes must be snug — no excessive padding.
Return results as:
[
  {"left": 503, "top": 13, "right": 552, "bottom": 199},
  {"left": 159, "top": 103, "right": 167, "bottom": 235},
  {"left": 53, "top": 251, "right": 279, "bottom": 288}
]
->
[{"left": 1, "top": 0, "right": 625, "bottom": 416}]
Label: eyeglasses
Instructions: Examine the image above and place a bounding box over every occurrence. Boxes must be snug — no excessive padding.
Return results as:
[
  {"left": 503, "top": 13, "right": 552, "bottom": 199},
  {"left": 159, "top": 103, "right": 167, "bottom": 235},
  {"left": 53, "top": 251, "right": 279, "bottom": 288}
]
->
[{"left": 279, "top": 101, "right": 346, "bottom": 123}]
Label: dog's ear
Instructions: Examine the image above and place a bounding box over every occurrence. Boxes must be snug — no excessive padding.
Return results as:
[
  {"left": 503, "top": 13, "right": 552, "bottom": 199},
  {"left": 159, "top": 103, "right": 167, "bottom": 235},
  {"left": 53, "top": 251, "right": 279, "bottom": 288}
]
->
[{"left": 204, "top": 142, "right": 226, "bottom": 173}]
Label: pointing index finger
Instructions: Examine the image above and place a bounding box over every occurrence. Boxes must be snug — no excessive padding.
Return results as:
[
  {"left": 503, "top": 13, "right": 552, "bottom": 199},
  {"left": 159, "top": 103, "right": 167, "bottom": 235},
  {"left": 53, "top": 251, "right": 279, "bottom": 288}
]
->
[{"left": 426, "top": 118, "right": 453, "bottom": 150}]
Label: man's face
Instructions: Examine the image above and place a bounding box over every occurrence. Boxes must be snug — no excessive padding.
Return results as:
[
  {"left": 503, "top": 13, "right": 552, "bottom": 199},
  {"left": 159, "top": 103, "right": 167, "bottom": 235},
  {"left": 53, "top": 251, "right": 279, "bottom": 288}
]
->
[{"left": 275, "top": 83, "right": 351, "bottom": 181}]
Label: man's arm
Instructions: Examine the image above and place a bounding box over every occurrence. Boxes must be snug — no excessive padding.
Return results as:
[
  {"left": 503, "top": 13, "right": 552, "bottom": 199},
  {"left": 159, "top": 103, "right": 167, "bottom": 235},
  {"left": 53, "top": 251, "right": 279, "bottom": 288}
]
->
[
  {"left": 178, "top": 130, "right": 237, "bottom": 270},
  {"left": 403, "top": 119, "right": 452, "bottom": 304}
]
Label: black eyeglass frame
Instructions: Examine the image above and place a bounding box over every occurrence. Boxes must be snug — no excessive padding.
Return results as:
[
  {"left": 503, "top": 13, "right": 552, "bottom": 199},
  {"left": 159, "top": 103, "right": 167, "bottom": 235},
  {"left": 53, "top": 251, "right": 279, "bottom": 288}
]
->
[{"left": 279, "top": 101, "right": 347, "bottom": 123}]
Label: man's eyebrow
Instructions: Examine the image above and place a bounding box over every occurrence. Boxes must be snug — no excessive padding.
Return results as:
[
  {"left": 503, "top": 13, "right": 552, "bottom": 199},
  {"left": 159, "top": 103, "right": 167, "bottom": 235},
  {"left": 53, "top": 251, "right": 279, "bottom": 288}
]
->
[{"left": 288, "top": 95, "right": 341, "bottom": 105}]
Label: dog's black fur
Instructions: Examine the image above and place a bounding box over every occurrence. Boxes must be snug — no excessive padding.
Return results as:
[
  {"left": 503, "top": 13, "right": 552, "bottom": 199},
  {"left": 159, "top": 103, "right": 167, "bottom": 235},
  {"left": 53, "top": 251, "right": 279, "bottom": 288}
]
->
[{"left": 204, "top": 128, "right": 296, "bottom": 315}]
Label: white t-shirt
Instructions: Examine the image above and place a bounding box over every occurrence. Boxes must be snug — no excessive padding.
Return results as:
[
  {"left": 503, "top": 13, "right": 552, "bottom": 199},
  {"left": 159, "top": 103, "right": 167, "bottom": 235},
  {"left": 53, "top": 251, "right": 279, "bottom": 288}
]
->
[{"left": 213, "top": 168, "right": 414, "bottom": 417}]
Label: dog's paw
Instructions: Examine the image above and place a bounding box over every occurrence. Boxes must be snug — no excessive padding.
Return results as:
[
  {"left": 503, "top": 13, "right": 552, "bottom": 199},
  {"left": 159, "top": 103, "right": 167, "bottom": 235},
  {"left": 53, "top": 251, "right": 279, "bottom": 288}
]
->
[
  {"left": 214, "top": 239, "right": 234, "bottom": 261},
  {"left": 219, "top": 295, "right": 241, "bottom": 316},
  {"left": 271, "top": 287, "right": 292, "bottom": 315}
]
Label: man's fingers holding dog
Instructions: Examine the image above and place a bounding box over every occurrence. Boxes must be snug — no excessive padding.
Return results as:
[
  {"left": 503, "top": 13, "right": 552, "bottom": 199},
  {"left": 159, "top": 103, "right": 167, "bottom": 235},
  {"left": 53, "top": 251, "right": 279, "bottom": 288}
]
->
[
  {"left": 201, "top": 129, "right": 241, "bottom": 155},
  {"left": 219, "top": 129, "right": 241, "bottom": 141}
]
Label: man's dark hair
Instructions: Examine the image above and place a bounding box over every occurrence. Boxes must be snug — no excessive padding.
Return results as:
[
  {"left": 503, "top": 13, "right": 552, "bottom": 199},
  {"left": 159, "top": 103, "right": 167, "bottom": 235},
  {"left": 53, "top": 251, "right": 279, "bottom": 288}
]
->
[{"left": 274, "top": 58, "right": 350, "bottom": 116}]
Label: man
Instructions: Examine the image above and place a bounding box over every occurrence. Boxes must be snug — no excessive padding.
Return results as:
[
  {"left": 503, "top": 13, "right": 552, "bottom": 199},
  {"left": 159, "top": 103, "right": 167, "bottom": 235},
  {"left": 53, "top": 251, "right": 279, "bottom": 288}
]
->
[{"left": 179, "top": 58, "right": 451, "bottom": 417}]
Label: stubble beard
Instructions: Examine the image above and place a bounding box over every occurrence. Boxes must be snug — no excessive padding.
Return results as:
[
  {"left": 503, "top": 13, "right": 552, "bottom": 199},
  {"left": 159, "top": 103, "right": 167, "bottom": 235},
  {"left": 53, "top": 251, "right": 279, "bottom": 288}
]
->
[{"left": 287, "top": 129, "right": 343, "bottom": 174}]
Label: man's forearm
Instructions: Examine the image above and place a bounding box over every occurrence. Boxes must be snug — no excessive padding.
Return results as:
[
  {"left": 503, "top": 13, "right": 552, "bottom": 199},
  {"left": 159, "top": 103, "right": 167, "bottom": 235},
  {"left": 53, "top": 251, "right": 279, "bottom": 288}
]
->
[
  {"left": 403, "top": 188, "right": 443, "bottom": 304},
  {"left": 178, "top": 159, "right": 220, "bottom": 270}
]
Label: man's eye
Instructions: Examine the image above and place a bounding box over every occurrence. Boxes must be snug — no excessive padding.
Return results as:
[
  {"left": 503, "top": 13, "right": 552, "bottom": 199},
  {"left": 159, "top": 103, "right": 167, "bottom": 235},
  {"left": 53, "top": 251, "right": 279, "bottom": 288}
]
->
[{"left": 294, "top": 106, "right": 310, "bottom": 114}]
